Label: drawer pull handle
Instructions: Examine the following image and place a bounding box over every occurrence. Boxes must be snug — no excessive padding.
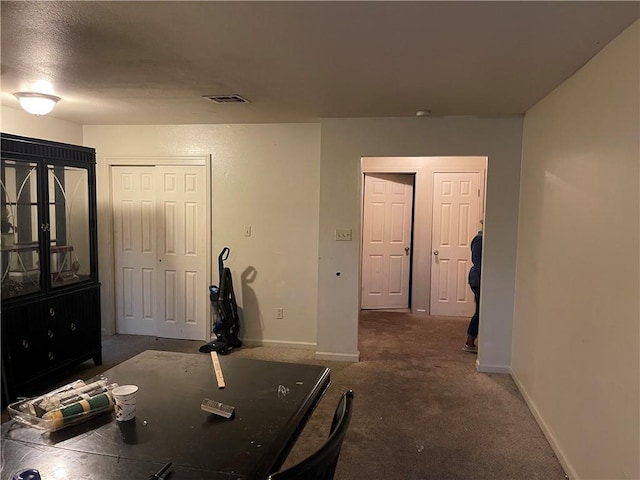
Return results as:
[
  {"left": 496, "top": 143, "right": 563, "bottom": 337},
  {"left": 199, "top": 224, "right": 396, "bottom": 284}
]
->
[
  {"left": 49, "top": 307, "right": 55, "bottom": 317},
  {"left": 48, "top": 329, "right": 54, "bottom": 339},
  {"left": 22, "top": 339, "right": 29, "bottom": 349},
  {"left": 70, "top": 323, "right": 76, "bottom": 331}
]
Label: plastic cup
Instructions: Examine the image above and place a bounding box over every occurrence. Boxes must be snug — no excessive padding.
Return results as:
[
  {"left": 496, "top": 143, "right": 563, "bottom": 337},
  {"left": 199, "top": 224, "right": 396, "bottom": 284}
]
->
[{"left": 112, "top": 385, "right": 138, "bottom": 421}]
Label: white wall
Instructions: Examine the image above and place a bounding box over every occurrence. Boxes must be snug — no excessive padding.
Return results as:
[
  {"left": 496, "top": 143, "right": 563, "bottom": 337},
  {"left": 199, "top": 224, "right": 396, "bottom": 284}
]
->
[
  {"left": 1, "top": 106, "right": 83, "bottom": 145},
  {"left": 317, "top": 116, "right": 524, "bottom": 369},
  {"left": 83, "top": 124, "right": 321, "bottom": 347},
  {"left": 513, "top": 21, "right": 639, "bottom": 480}
]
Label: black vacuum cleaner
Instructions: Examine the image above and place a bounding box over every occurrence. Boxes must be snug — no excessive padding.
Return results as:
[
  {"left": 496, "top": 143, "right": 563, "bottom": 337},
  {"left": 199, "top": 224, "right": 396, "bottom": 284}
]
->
[{"left": 199, "top": 247, "right": 242, "bottom": 355}]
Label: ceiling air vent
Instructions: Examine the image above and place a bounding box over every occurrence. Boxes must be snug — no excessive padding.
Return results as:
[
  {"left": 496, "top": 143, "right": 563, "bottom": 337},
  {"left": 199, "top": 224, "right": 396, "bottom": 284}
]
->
[{"left": 203, "top": 94, "right": 250, "bottom": 104}]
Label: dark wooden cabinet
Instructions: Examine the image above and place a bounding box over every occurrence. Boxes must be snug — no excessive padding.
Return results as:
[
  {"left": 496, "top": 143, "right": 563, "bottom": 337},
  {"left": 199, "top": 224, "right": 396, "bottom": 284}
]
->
[{"left": 1, "top": 133, "right": 101, "bottom": 404}]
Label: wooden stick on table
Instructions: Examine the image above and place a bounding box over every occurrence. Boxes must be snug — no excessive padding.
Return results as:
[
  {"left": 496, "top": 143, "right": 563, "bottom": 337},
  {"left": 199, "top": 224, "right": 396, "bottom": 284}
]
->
[{"left": 210, "top": 352, "right": 226, "bottom": 388}]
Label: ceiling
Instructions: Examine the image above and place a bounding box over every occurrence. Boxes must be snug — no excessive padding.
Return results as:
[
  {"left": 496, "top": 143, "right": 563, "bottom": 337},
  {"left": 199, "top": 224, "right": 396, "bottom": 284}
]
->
[{"left": 1, "top": 1, "right": 638, "bottom": 125}]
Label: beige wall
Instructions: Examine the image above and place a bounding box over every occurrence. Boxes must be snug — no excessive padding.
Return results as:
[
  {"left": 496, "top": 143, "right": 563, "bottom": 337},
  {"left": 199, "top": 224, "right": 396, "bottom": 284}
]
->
[
  {"left": 513, "top": 21, "right": 639, "bottom": 480},
  {"left": 1, "top": 106, "right": 83, "bottom": 144},
  {"left": 317, "top": 116, "right": 524, "bottom": 368},
  {"left": 83, "top": 124, "right": 321, "bottom": 347}
]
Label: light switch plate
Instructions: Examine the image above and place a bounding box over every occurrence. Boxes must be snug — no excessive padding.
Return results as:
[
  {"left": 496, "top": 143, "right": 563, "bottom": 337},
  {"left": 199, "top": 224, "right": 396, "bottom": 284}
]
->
[{"left": 335, "top": 229, "right": 352, "bottom": 241}]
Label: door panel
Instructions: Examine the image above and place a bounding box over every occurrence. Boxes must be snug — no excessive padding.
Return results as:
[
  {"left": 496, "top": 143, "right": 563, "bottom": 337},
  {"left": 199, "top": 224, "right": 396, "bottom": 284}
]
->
[
  {"left": 430, "top": 172, "right": 480, "bottom": 316},
  {"left": 361, "top": 173, "right": 413, "bottom": 309}
]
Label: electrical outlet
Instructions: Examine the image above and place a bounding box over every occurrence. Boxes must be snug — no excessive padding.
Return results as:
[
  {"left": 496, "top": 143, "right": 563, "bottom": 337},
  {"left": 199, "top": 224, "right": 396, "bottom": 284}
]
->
[
  {"left": 335, "top": 228, "right": 352, "bottom": 241},
  {"left": 244, "top": 225, "right": 251, "bottom": 237},
  {"left": 276, "top": 307, "right": 284, "bottom": 319}
]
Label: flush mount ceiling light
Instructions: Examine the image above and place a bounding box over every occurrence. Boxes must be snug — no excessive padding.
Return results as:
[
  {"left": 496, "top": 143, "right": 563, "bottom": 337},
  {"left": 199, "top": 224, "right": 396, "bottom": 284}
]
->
[{"left": 13, "top": 92, "right": 61, "bottom": 116}]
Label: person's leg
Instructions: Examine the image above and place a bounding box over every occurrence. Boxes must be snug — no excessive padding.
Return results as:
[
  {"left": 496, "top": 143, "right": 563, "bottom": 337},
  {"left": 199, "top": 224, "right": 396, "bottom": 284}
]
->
[{"left": 465, "top": 287, "right": 480, "bottom": 347}]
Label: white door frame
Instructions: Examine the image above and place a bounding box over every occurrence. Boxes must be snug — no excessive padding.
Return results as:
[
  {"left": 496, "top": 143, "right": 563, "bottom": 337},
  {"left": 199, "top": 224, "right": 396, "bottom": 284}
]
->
[
  {"left": 105, "top": 156, "right": 212, "bottom": 338},
  {"left": 361, "top": 156, "right": 486, "bottom": 315}
]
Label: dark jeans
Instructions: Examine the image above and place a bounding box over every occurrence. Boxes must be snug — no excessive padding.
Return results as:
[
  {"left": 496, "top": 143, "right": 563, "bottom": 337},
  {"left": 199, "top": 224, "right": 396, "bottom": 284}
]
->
[{"left": 467, "top": 285, "right": 480, "bottom": 338}]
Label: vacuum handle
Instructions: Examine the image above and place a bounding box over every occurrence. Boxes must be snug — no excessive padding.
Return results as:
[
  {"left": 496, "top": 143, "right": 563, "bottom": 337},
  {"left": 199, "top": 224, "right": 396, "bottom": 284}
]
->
[{"left": 218, "top": 247, "right": 230, "bottom": 279}]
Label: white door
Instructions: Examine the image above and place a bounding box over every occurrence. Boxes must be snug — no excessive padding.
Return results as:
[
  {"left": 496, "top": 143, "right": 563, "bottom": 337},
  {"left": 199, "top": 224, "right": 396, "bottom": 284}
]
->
[
  {"left": 112, "top": 167, "right": 157, "bottom": 336},
  {"left": 361, "top": 173, "right": 413, "bottom": 309},
  {"left": 112, "top": 165, "right": 209, "bottom": 340},
  {"left": 430, "top": 172, "right": 481, "bottom": 317}
]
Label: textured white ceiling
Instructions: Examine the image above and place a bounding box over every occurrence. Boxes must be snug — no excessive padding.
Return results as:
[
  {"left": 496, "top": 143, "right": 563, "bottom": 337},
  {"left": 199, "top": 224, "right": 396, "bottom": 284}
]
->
[{"left": 1, "top": 1, "right": 638, "bottom": 125}]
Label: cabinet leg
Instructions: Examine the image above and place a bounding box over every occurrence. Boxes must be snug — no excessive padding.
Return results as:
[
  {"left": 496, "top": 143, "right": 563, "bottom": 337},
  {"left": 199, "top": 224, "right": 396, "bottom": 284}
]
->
[{"left": 93, "top": 351, "right": 103, "bottom": 366}]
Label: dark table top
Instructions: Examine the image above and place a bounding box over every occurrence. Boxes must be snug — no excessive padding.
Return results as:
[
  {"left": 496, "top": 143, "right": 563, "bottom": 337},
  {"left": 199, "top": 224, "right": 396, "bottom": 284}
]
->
[{"left": 1, "top": 350, "right": 331, "bottom": 479}]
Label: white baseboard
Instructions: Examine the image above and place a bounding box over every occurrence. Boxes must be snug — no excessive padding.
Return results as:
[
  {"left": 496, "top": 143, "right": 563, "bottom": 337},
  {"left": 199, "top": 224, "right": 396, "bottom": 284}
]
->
[
  {"left": 510, "top": 369, "right": 576, "bottom": 480},
  {"left": 238, "top": 339, "right": 360, "bottom": 362},
  {"left": 476, "top": 360, "right": 511, "bottom": 374},
  {"left": 240, "top": 338, "right": 317, "bottom": 350},
  {"left": 315, "top": 351, "right": 360, "bottom": 362}
]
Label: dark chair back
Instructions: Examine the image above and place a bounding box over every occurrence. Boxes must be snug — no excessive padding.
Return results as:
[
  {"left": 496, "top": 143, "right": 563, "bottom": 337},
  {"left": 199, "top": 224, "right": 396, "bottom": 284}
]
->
[{"left": 267, "top": 390, "right": 354, "bottom": 480}]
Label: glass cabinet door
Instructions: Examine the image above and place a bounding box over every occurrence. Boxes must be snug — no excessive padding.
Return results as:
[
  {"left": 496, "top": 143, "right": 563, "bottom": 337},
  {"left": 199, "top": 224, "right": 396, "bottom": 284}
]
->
[
  {"left": 1, "top": 159, "right": 41, "bottom": 299},
  {"left": 48, "top": 164, "right": 91, "bottom": 288}
]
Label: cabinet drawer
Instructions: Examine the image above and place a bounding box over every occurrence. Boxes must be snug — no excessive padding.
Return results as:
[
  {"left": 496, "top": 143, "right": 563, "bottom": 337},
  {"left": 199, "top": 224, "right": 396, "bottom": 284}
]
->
[
  {"left": 51, "top": 288, "right": 100, "bottom": 350},
  {"left": 2, "top": 304, "right": 47, "bottom": 381}
]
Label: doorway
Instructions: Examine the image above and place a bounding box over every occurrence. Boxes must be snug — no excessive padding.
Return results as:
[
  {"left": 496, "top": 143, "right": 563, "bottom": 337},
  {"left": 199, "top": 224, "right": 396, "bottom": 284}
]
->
[
  {"left": 110, "top": 159, "right": 211, "bottom": 340},
  {"left": 360, "top": 156, "right": 486, "bottom": 316}
]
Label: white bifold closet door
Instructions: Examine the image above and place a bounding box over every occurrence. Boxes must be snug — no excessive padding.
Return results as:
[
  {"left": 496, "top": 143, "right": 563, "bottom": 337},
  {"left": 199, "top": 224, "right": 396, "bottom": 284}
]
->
[{"left": 112, "top": 165, "right": 208, "bottom": 340}]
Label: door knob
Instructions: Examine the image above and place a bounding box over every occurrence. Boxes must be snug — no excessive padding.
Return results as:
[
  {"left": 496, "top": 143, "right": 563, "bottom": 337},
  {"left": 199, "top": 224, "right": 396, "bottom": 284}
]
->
[
  {"left": 404, "top": 246, "right": 410, "bottom": 255},
  {"left": 433, "top": 250, "right": 439, "bottom": 256}
]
